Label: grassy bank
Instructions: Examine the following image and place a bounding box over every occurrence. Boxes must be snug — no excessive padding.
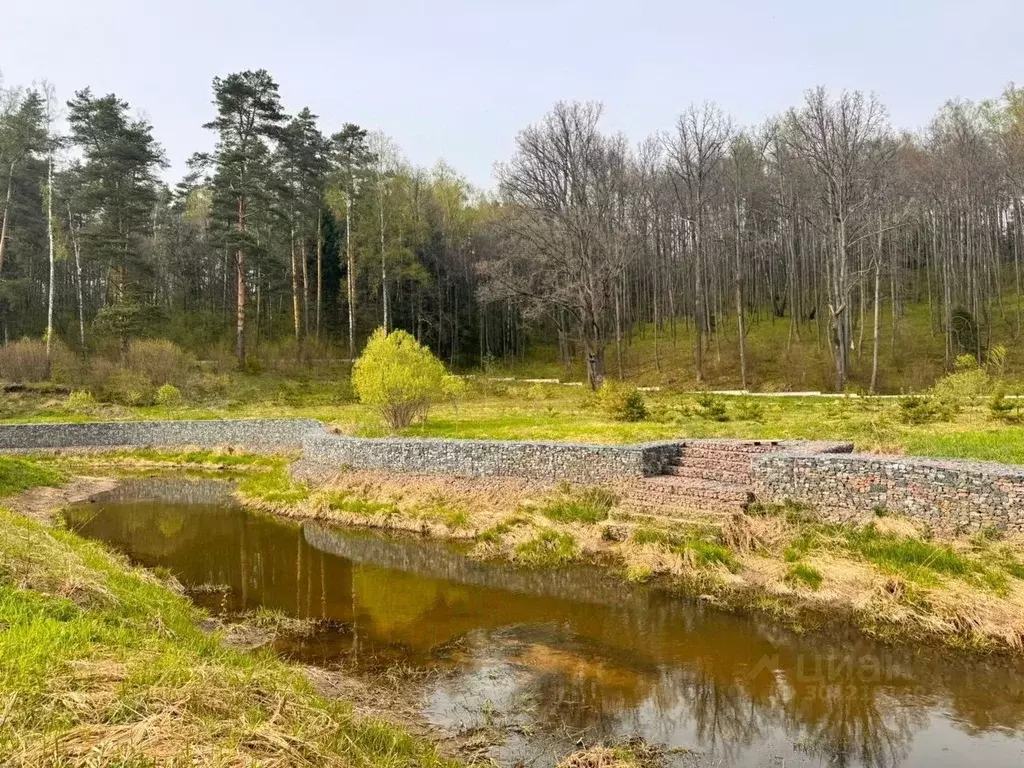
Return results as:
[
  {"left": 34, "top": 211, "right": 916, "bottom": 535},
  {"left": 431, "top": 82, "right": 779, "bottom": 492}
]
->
[{"left": 0, "top": 460, "right": 456, "bottom": 767}]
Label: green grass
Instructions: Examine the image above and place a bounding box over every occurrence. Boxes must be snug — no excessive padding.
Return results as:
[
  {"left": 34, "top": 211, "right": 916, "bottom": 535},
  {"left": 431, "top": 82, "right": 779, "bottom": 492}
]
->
[
  {"left": 322, "top": 489, "right": 400, "bottom": 517},
  {"left": 631, "top": 527, "right": 739, "bottom": 571},
  {"left": 513, "top": 529, "right": 580, "bottom": 567},
  {"left": 785, "top": 563, "right": 824, "bottom": 591},
  {"left": 538, "top": 486, "right": 617, "bottom": 524},
  {"left": 0, "top": 508, "right": 454, "bottom": 766},
  {"left": 236, "top": 463, "right": 310, "bottom": 504},
  {"left": 0, "top": 456, "right": 65, "bottom": 497}
]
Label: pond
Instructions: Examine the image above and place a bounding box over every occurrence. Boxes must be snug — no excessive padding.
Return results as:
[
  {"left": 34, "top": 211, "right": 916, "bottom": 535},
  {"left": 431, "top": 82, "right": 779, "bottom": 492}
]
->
[{"left": 63, "top": 478, "right": 1024, "bottom": 767}]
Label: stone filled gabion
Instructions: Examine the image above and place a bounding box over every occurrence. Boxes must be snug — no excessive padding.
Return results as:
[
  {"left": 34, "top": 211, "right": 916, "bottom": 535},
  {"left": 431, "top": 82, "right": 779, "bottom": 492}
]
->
[
  {"left": 0, "top": 418, "right": 324, "bottom": 451},
  {"left": 753, "top": 452, "right": 1024, "bottom": 534},
  {"left": 1, "top": 418, "right": 1021, "bottom": 532}
]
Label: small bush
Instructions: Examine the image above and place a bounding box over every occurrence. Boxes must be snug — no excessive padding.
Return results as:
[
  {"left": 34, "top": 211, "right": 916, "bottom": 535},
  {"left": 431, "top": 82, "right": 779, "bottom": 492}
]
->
[
  {"left": 695, "top": 393, "right": 729, "bottom": 422},
  {"left": 595, "top": 382, "right": 647, "bottom": 422},
  {"left": 0, "top": 338, "right": 50, "bottom": 383},
  {"left": 101, "top": 368, "right": 155, "bottom": 406},
  {"left": 352, "top": 328, "right": 464, "bottom": 431},
  {"left": 65, "top": 390, "right": 99, "bottom": 414},
  {"left": 987, "top": 344, "right": 1008, "bottom": 376},
  {"left": 126, "top": 339, "right": 194, "bottom": 387},
  {"left": 734, "top": 398, "right": 764, "bottom": 421},
  {"left": 898, "top": 394, "right": 952, "bottom": 425},
  {"left": 989, "top": 389, "right": 1024, "bottom": 424},
  {"left": 931, "top": 358, "right": 991, "bottom": 406},
  {"left": 156, "top": 384, "right": 184, "bottom": 408},
  {"left": 785, "top": 563, "right": 823, "bottom": 591}
]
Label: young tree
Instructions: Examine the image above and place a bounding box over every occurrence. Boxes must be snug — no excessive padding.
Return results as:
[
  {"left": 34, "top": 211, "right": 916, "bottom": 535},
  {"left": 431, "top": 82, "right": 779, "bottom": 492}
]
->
[{"left": 204, "top": 70, "right": 286, "bottom": 367}]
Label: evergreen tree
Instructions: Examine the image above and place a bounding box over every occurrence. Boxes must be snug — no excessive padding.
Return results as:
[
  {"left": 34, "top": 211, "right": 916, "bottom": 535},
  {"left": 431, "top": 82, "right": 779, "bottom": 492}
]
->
[{"left": 204, "top": 70, "right": 286, "bottom": 367}]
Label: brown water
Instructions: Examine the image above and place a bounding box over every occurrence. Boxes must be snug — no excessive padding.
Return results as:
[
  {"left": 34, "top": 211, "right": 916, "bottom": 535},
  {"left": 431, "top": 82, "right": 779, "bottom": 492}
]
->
[{"left": 63, "top": 478, "right": 1024, "bottom": 767}]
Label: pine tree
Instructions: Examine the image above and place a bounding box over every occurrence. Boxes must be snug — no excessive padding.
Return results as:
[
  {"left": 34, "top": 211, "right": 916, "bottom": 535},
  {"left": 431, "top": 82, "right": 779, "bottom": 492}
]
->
[{"left": 204, "top": 70, "right": 286, "bottom": 367}]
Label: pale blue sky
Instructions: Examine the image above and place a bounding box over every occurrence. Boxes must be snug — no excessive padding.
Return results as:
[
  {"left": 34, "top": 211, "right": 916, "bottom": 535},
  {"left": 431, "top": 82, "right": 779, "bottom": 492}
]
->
[{"left": 3, "top": 0, "right": 1021, "bottom": 189}]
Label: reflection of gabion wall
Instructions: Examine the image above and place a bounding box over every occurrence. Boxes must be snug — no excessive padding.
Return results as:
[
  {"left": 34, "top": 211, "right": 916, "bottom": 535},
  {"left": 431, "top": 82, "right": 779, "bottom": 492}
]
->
[
  {"left": 302, "top": 432, "right": 683, "bottom": 482},
  {"left": 0, "top": 419, "right": 323, "bottom": 451},
  {"left": 754, "top": 452, "right": 1024, "bottom": 533}
]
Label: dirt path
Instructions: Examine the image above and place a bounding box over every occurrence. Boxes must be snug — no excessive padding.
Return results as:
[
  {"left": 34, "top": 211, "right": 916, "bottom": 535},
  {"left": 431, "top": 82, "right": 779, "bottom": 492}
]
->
[{"left": 5, "top": 476, "right": 118, "bottom": 524}]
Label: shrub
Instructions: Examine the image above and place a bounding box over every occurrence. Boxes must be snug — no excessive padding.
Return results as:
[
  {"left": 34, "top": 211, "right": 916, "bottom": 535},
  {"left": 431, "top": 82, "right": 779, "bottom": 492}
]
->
[
  {"left": 101, "top": 368, "right": 155, "bottom": 406},
  {"left": 595, "top": 382, "right": 647, "bottom": 422},
  {"left": 92, "top": 301, "right": 164, "bottom": 354},
  {"left": 0, "top": 338, "right": 50, "bottom": 383},
  {"left": 126, "top": 339, "right": 194, "bottom": 387},
  {"left": 898, "top": 394, "right": 952, "bottom": 425},
  {"left": 65, "top": 390, "right": 99, "bottom": 414},
  {"left": 931, "top": 363, "right": 991, "bottom": 406},
  {"left": 695, "top": 393, "right": 729, "bottom": 422},
  {"left": 351, "top": 328, "right": 464, "bottom": 431},
  {"left": 990, "top": 389, "right": 1024, "bottom": 424},
  {"left": 734, "top": 398, "right": 764, "bottom": 421},
  {"left": 156, "top": 384, "right": 184, "bottom": 408},
  {"left": 987, "top": 344, "right": 1008, "bottom": 376}
]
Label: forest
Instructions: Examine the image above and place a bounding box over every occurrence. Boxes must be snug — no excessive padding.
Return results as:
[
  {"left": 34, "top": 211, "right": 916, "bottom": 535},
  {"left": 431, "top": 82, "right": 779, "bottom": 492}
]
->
[{"left": 1, "top": 69, "right": 1023, "bottom": 393}]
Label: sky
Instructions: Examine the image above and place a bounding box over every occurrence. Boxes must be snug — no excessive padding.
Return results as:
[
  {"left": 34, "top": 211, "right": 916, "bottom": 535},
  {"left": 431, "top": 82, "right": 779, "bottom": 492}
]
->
[{"left": 2, "top": 0, "right": 1021, "bottom": 190}]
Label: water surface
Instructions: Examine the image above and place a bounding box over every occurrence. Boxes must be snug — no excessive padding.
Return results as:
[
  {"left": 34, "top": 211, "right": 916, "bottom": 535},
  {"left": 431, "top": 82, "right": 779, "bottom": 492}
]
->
[{"left": 64, "top": 478, "right": 1024, "bottom": 767}]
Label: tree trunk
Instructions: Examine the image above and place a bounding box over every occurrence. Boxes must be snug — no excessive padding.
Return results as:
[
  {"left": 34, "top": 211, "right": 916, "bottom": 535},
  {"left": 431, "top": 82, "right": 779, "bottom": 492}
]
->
[
  {"left": 68, "top": 202, "right": 85, "bottom": 348},
  {"left": 235, "top": 199, "right": 247, "bottom": 368},
  {"left": 316, "top": 207, "right": 323, "bottom": 339},
  {"left": 290, "top": 226, "right": 301, "bottom": 343},
  {"left": 346, "top": 195, "right": 356, "bottom": 357},
  {"left": 869, "top": 256, "right": 882, "bottom": 394},
  {"left": 0, "top": 161, "right": 15, "bottom": 279},
  {"left": 734, "top": 196, "right": 747, "bottom": 389},
  {"left": 45, "top": 151, "right": 55, "bottom": 358}
]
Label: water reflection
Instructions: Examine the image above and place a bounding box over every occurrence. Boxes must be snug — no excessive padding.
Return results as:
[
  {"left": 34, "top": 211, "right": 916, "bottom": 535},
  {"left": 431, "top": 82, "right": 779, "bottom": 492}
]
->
[{"left": 63, "top": 480, "right": 1024, "bottom": 768}]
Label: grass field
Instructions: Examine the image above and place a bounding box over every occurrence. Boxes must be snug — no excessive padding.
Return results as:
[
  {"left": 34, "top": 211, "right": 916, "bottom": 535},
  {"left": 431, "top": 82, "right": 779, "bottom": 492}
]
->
[
  {"left": 2, "top": 378, "right": 1023, "bottom": 463},
  {"left": 0, "top": 466, "right": 454, "bottom": 767}
]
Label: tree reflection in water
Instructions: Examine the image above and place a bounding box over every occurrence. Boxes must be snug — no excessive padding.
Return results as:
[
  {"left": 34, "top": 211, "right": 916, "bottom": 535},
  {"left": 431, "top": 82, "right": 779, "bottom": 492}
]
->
[{"left": 63, "top": 485, "right": 1024, "bottom": 768}]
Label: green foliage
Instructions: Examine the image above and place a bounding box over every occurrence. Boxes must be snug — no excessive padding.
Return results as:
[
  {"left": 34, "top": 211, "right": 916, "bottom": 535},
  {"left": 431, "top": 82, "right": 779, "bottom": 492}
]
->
[
  {"left": 734, "top": 398, "right": 764, "bottom": 422},
  {"left": 513, "top": 529, "right": 580, "bottom": 567},
  {"left": 101, "top": 368, "right": 155, "bottom": 406},
  {"left": 988, "top": 388, "right": 1024, "bottom": 424},
  {"left": 931, "top": 364, "right": 991, "bottom": 405},
  {"left": 92, "top": 302, "right": 164, "bottom": 352},
  {"left": 987, "top": 344, "right": 1009, "bottom": 376},
  {"left": 695, "top": 393, "right": 729, "bottom": 422},
  {"left": 155, "top": 384, "right": 183, "bottom": 408},
  {"left": 64, "top": 390, "right": 99, "bottom": 414},
  {"left": 0, "top": 457, "right": 65, "bottom": 497},
  {"left": 352, "top": 328, "right": 464, "bottom": 430},
  {"left": 898, "top": 394, "right": 952, "bottom": 425},
  {"left": 539, "top": 486, "right": 617, "bottom": 524},
  {"left": 595, "top": 382, "right": 647, "bottom": 422},
  {"left": 785, "top": 563, "right": 823, "bottom": 590}
]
